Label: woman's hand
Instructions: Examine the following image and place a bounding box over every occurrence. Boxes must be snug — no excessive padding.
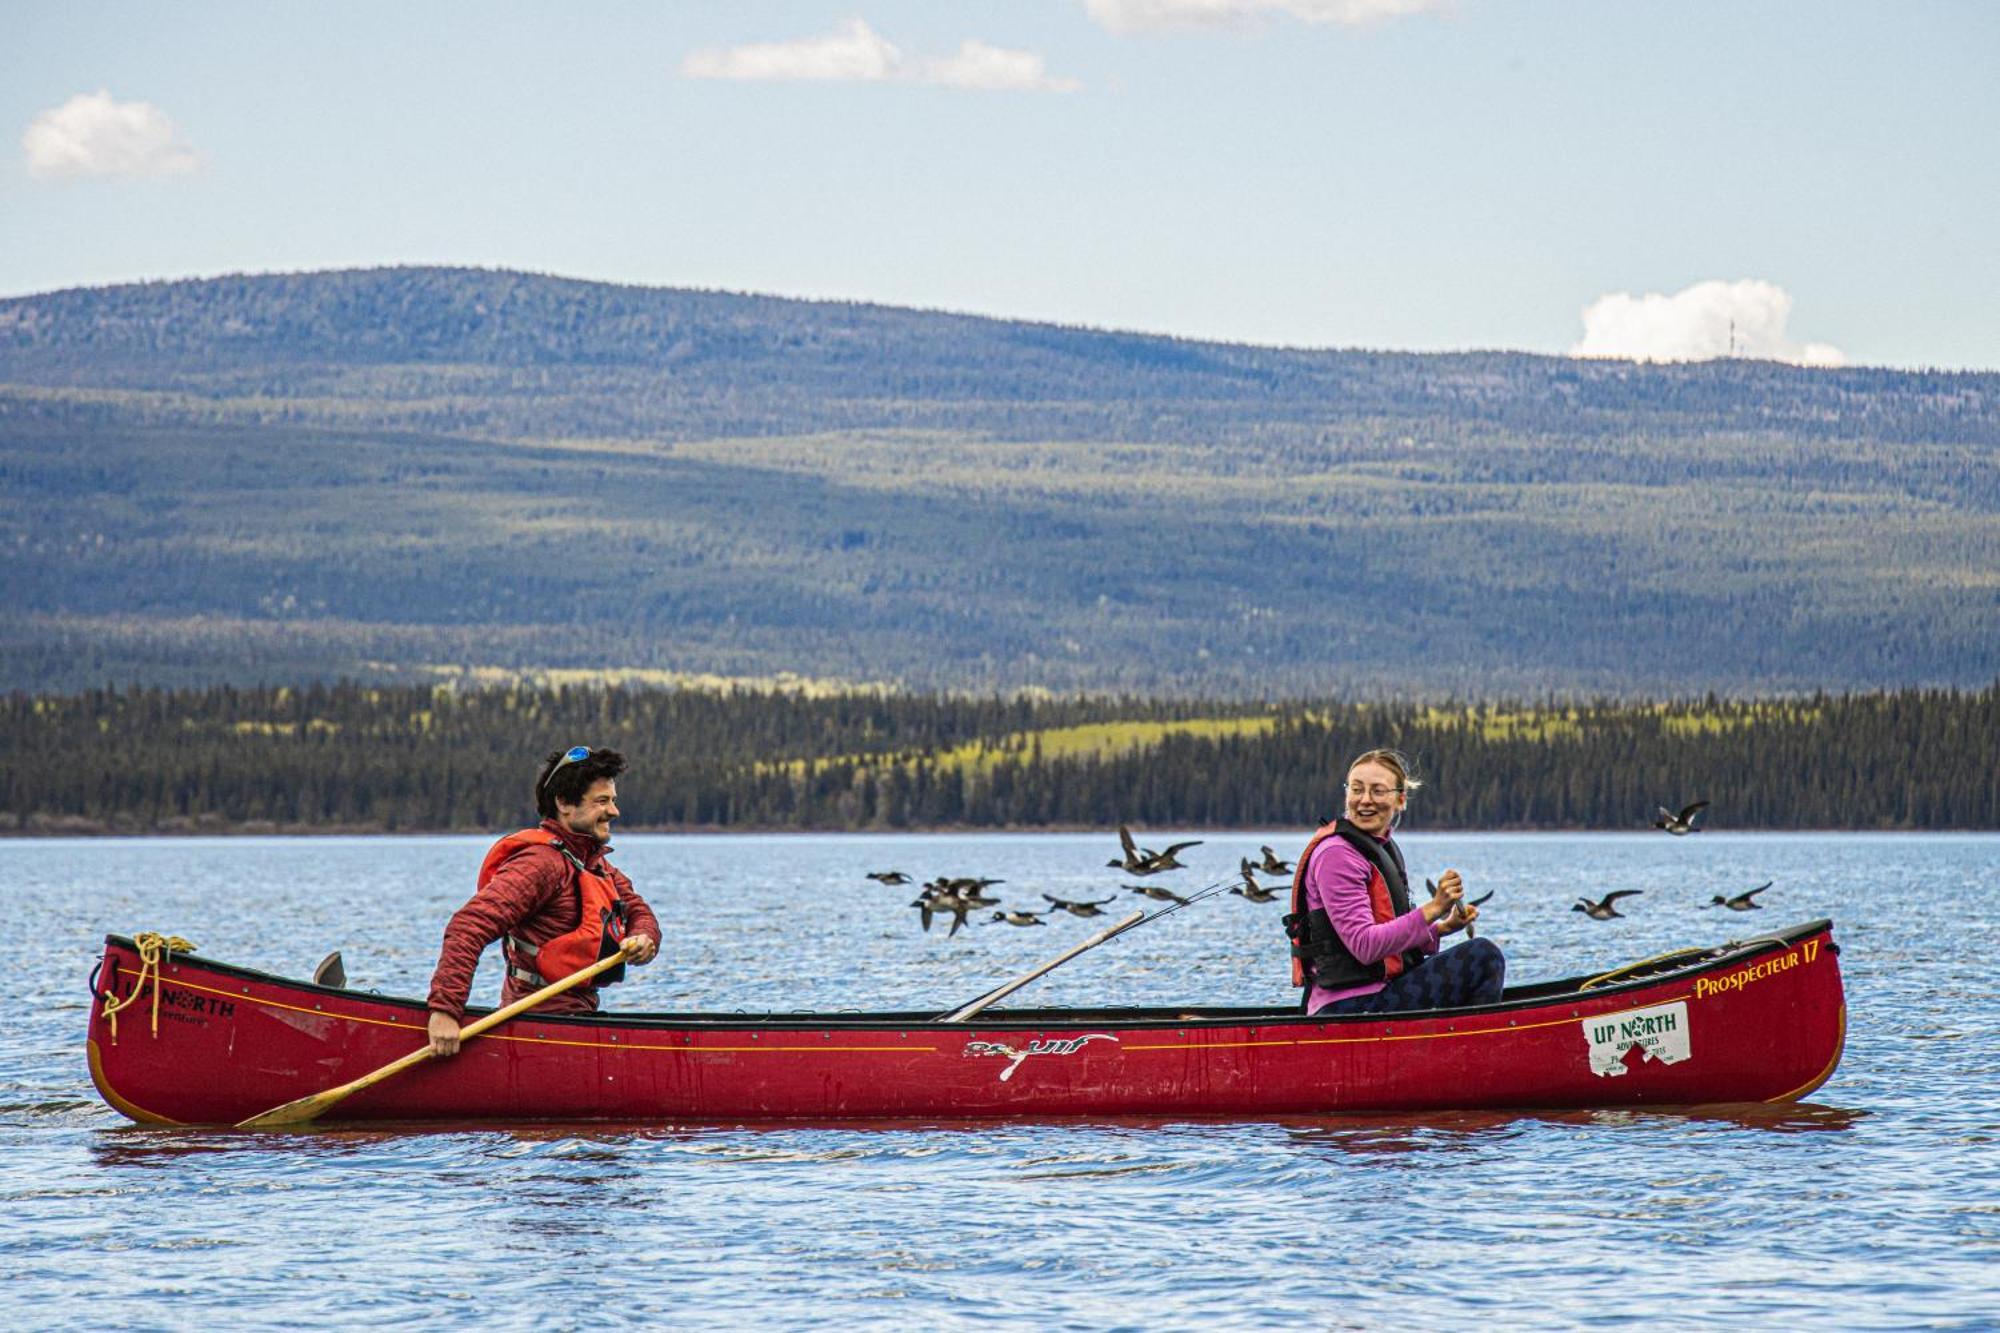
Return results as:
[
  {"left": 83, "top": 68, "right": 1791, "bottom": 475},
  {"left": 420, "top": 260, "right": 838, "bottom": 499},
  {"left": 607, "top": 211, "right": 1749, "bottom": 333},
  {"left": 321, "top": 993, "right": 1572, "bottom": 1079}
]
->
[
  {"left": 1437, "top": 899, "right": 1480, "bottom": 936},
  {"left": 1423, "top": 869, "right": 1463, "bottom": 924}
]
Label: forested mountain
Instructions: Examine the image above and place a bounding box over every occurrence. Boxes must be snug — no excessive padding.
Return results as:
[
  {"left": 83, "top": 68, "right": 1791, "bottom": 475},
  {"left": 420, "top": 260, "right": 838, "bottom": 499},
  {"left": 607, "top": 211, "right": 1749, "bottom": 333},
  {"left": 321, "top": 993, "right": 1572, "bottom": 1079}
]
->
[
  {"left": 1, "top": 267, "right": 1994, "bottom": 695},
  {"left": 3, "top": 266, "right": 1992, "bottom": 444}
]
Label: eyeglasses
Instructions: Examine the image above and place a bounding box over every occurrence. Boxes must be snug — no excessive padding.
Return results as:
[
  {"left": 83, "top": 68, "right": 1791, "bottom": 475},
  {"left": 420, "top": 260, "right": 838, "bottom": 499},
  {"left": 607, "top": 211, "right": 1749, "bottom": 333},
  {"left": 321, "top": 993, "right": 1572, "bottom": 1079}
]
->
[
  {"left": 1346, "top": 783, "right": 1401, "bottom": 801},
  {"left": 539, "top": 745, "right": 593, "bottom": 793}
]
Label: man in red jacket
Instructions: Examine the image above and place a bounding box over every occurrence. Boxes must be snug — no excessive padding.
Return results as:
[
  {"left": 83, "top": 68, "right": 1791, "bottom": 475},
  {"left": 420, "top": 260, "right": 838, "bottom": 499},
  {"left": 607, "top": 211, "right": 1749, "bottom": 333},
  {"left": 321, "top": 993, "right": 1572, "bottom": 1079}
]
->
[{"left": 426, "top": 746, "right": 661, "bottom": 1056}]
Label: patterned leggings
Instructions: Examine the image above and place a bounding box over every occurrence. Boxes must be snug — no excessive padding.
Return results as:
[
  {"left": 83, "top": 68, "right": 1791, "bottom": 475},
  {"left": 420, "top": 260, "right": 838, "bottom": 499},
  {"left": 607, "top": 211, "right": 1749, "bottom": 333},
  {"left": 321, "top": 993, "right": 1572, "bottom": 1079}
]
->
[{"left": 1315, "top": 938, "right": 1507, "bottom": 1015}]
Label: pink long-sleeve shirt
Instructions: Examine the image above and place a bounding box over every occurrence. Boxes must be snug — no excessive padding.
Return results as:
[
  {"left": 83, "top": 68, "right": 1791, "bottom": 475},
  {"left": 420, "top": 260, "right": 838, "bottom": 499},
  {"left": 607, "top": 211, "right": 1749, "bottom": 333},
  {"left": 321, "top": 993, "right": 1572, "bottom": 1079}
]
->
[{"left": 1303, "top": 831, "right": 1439, "bottom": 1012}]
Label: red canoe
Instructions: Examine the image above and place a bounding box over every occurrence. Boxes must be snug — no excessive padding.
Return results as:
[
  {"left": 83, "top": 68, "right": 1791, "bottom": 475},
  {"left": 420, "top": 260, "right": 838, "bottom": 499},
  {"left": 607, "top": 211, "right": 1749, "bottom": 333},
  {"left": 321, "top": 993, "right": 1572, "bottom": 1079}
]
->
[{"left": 87, "top": 919, "right": 1846, "bottom": 1126}]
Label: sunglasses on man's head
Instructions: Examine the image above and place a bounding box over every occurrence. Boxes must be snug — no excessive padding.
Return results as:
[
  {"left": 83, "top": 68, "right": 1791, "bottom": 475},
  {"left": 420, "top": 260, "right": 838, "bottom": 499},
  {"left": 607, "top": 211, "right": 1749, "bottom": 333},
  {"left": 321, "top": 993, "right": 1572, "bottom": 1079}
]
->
[{"left": 539, "top": 745, "right": 594, "bottom": 793}]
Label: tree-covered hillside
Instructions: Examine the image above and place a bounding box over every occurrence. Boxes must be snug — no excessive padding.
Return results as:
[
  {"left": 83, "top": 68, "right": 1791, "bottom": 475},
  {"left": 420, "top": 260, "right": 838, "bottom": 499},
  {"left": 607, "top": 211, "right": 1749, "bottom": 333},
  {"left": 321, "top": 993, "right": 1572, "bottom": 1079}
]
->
[
  {"left": 0, "top": 268, "right": 1994, "bottom": 695},
  {"left": 2, "top": 266, "right": 1991, "bottom": 446},
  {"left": 5, "top": 682, "right": 1992, "bottom": 833}
]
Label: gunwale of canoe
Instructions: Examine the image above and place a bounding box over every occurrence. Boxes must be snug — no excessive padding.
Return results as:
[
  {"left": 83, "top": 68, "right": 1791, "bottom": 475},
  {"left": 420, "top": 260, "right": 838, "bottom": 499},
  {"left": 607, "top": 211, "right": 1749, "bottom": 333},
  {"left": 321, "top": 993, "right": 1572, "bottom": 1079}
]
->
[{"left": 88, "top": 919, "right": 1846, "bottom": 1125}]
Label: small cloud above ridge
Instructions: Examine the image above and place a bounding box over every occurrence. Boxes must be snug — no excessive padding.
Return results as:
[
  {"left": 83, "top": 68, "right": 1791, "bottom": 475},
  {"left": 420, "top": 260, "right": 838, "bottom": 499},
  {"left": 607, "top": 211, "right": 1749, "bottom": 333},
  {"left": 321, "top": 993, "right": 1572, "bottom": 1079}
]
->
[
  {"left": 925, "top": 40, "right": 1080, "bottom": 93},
  {"left": 22, "top": 90, "right": 204, "bottom": 180},
  {"left": 1083, "top": 0, "right": 1448, "bottom": 35},
  {"left": 682, "top": 18, "right": 1080, "bottom": 93},
  {"left": 1570, "top": 279, "right": 1845, "bottom": 368}
]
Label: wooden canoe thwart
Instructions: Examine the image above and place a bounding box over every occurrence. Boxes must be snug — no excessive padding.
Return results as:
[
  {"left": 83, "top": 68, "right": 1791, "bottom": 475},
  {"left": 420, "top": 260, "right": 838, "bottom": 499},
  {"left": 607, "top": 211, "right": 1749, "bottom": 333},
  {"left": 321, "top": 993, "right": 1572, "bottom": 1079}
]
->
[{"left": 86, "top": 920, "right": 1847, "bottom": 1126}]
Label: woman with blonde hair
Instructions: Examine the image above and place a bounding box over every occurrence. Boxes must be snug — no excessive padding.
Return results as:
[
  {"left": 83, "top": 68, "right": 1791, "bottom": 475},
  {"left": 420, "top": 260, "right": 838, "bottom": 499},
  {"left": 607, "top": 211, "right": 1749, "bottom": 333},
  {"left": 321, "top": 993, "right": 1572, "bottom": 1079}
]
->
[{"left": 1282, "top": 748, "right": 1505, "bottom": 1015}]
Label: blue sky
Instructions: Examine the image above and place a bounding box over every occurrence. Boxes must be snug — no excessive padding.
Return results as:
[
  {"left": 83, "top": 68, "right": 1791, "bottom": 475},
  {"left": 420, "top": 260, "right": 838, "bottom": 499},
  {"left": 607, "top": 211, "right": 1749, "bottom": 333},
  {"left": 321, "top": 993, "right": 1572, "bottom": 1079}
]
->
[{"left": 5, "top": 1, "right": 1996, "bottom": 368}]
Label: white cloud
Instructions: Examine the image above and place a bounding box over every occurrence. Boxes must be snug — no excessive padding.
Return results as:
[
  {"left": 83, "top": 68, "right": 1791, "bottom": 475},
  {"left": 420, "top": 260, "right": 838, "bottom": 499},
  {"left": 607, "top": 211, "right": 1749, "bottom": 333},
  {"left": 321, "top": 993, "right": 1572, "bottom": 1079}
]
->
[
  {"left": 921, "top": 40, "right": 1082, "bottom": 93},
  {"left": 22, "top": 90, "right": 203, "bottom": 180},
  {"left": 683, "top": 17, "right": 901, "bottom": 83},
  {"left": 1570, "top": 279, "right": 1845, "bottom": 367},
  {"left": 1083, "top": 0, "right": 1447, "bottom": 35},
  {"left": 682, "top": 18, "right": 1079, "bottom": 92}
]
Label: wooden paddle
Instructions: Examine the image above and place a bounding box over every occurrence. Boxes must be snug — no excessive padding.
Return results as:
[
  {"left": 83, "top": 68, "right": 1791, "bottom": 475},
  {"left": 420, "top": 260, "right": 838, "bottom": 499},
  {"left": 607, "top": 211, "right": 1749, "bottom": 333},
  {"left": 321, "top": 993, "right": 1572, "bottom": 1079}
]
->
[
  {"left": 236, "top": 940, "right": 641, "bottom": 1129},
  {"left": 940, "top": 911, "right": 1146, "bottom": 1024}
]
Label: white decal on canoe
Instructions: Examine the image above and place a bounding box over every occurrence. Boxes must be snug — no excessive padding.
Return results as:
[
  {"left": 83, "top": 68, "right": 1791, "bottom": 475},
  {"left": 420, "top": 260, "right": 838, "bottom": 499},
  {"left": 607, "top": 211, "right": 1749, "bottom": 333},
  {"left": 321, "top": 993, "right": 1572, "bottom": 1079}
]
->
[
  {"left": 1584, "top": 1001, "right": 1691, "bottom": 1078},
  {"left": 963, "top": 1033, "right": 1119, "bottom": 1082}
]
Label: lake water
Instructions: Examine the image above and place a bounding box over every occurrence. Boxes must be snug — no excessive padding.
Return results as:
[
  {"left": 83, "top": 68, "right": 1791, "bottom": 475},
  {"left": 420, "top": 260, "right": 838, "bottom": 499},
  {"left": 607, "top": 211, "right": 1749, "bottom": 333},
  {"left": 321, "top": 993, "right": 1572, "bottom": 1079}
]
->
[{"left": 6, "top": 831, "right": 1997, "bottom": 1327}]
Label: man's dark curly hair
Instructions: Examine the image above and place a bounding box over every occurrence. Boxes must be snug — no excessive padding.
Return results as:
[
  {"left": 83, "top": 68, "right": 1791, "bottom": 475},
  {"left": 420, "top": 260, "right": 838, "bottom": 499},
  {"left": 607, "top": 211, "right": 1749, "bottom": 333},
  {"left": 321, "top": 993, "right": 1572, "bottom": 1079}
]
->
[{"left": 534, "top": 746, "right": 627, "bottom": 819}]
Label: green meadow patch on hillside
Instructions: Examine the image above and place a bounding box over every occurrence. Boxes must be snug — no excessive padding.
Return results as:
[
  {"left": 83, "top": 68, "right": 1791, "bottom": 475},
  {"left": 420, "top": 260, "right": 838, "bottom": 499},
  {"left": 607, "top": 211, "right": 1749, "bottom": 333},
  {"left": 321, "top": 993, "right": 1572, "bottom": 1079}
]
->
[{"left": 771, "top": 715, "right": 1282, "bottom": 780}]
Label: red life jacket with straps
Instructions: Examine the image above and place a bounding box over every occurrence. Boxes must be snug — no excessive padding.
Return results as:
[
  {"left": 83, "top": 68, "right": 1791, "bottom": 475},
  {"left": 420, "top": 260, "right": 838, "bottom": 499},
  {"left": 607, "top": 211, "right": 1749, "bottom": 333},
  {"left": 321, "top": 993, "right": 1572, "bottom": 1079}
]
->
[
  {"left": 478, "top": 829, "right": 629, "bottom": 990},
  {"left": 1282, "top": 818, "right": 1422, "bottom": 992}
]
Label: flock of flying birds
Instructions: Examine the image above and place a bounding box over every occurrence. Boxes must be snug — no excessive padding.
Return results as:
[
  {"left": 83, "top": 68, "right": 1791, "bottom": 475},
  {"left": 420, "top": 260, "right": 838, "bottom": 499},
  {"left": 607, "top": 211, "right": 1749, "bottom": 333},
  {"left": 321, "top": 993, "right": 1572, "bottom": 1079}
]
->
[
  {"left": 869, "top": 800, "right": 1779, "bottom": 938},
  {"left": 1574, "top": 799, "right": 1778, "bottom": 921},
  {"left": 869, "top": 826, "right": 1299, "bottom": 937}
]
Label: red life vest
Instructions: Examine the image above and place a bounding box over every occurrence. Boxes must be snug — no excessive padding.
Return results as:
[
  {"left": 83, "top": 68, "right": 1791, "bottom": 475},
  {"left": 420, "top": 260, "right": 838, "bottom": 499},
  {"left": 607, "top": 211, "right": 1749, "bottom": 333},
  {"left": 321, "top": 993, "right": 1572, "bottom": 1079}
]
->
[
  {"left": 1284, "top": 819, "right": 1418, "bottom": 989},
  {"left": 478, "top": 829, "right": 629, "bottom": 989}
]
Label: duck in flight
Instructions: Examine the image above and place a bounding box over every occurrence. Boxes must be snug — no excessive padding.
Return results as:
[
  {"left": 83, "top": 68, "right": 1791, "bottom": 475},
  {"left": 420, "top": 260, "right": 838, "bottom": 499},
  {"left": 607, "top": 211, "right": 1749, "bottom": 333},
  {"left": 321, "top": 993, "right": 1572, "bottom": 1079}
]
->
[
  {"left": 1126, "top": 883, "right": 1191, "bottom": 905},
  {"left": 1230, "top": 869, "right": 1279, "bottom": 903},
  {"left": 866, "top": 870, "right": 912, "bottom": 885},
  {"left": 1141, "top": 840, "right": 1202, "bottom": 871},
  {"left": 925, "top": 877, "right": 1001, "bottom": 907},
  {"left": 1574, "top": 890, "right": 1642, "bottom": 920},
  {"left": 1654, "top": 801, "right": 1710, "bottom": 835},
  {"left": 1707, "top": 881, "right": 1773, "bottom": 911},
  {"left": 1109, "top": 825, "right": 1203, "bottom": 874},
  {"left": 1108, "top": 825, "right": 1153, "bottom": 874},
  {"left": 1426, "top": 878, "right": 1492, "bottom": 917},
  {"left": 1257, "top": 846, "right": 1294, "bottom": 875},
  {"left": 989, "top": 909, "right": 1048, "bottom": 927},
  {"left": 1042, "top": 893, "right": 1116, "bottom": 918},
  {"left": 1445, "top": 885, "right": 1494, "bottom": 937},
  {"left": 910, "top": 885, "right": 979, "bottom": 937}
]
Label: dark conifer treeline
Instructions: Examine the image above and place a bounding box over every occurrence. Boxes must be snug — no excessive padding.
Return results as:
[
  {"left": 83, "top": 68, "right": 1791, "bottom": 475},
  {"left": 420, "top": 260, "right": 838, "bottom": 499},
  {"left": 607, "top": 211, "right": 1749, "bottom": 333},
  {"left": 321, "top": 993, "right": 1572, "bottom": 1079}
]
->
[{"left": 4, "top": 683, "right": 1993, "bottom": 833}]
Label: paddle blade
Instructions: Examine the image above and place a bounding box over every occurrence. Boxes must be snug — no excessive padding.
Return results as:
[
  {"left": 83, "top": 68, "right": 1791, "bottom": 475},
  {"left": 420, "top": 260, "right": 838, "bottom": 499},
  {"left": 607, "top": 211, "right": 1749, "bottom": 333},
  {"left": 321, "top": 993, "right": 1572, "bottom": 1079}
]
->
[
  {"left": 312, "top": 950, "right": 346, "bottom": 989},
  {"left": 236, "top": 1088, "right": 353, "bottom": 1129},
  {"left": 235, "top": 1044, "right": 433, "bottom": 1128},
  {"left": 236, "top": 941, "right": 636, "bottom": 1129}
]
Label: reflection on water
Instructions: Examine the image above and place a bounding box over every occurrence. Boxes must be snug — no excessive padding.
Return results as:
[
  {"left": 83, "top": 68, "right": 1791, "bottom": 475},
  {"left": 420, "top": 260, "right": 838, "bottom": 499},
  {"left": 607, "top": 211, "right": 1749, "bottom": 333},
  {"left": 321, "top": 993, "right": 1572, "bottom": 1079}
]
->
[
  {"left": 1276, "top": 1101, "right": 1870, "bottom": 1146},
  {"left": 1671, "top": 1101, "right": 1870, "bottom": 1133},
  {"left": 89, "top": 1101, "right": 1868, "bottom": 1170},
  {"left": 5, "top": 833, "right": 1998, "bottom": 1325}
]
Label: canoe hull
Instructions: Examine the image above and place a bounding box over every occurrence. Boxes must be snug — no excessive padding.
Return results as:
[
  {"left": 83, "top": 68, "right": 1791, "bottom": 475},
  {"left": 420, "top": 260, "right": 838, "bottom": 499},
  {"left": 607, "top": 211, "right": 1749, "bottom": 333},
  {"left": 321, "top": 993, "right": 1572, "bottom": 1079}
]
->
[{"left": 87, "top": 922, "right": 1846, "bottom": 1126}]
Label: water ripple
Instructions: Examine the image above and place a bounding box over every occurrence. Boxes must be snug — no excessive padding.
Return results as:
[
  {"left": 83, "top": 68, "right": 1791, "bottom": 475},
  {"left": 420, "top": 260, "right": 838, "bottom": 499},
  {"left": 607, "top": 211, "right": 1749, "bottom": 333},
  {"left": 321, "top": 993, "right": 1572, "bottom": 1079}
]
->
[{"left": 4, "top": 832, "right": 1998, "bottom": 1326}]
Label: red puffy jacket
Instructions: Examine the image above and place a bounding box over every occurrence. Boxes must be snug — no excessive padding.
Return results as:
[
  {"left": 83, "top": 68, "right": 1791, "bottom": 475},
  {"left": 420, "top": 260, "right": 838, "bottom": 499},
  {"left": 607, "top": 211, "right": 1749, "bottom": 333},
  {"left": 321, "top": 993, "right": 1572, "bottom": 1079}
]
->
[{"left": 426, "top": 820, "right": 661, "bottom": 1021}]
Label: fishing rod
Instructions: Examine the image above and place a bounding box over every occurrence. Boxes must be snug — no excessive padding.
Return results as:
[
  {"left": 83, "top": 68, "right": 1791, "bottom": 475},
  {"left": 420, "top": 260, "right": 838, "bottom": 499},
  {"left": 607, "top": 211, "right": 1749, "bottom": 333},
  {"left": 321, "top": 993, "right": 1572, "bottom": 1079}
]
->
[{"left": 936, "top": 875, "right": 1238, "bottom": 1024}]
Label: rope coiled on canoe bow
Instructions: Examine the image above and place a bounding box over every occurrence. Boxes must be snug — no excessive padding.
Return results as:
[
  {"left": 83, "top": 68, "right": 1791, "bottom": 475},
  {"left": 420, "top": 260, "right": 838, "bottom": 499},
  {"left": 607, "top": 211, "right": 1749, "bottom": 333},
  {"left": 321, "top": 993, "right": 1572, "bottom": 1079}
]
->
[{"left": 99, "top": 932, "right": 198, "bottom": 1043}]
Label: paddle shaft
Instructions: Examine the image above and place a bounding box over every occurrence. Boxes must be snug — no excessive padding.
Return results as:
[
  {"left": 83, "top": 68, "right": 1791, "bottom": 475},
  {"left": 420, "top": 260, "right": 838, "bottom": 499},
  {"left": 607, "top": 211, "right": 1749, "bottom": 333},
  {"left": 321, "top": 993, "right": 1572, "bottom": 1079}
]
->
[
  {"left": 236, "top": 942, "right": 638, "bottom": 1128},
  {"left": 941, "top": 911, "right": 1145, "bottom": 1024}
]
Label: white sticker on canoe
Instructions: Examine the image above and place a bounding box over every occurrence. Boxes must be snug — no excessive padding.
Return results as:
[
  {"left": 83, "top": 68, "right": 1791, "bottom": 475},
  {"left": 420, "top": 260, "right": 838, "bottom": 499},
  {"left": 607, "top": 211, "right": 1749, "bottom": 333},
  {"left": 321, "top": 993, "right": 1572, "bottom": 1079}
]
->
[
  {"left": 963, "top": 1033, "right": 1118, "bottom": 1081},
  {"left": 1584, "top": 1001, "right": 1691, "bottom": 1078}
]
